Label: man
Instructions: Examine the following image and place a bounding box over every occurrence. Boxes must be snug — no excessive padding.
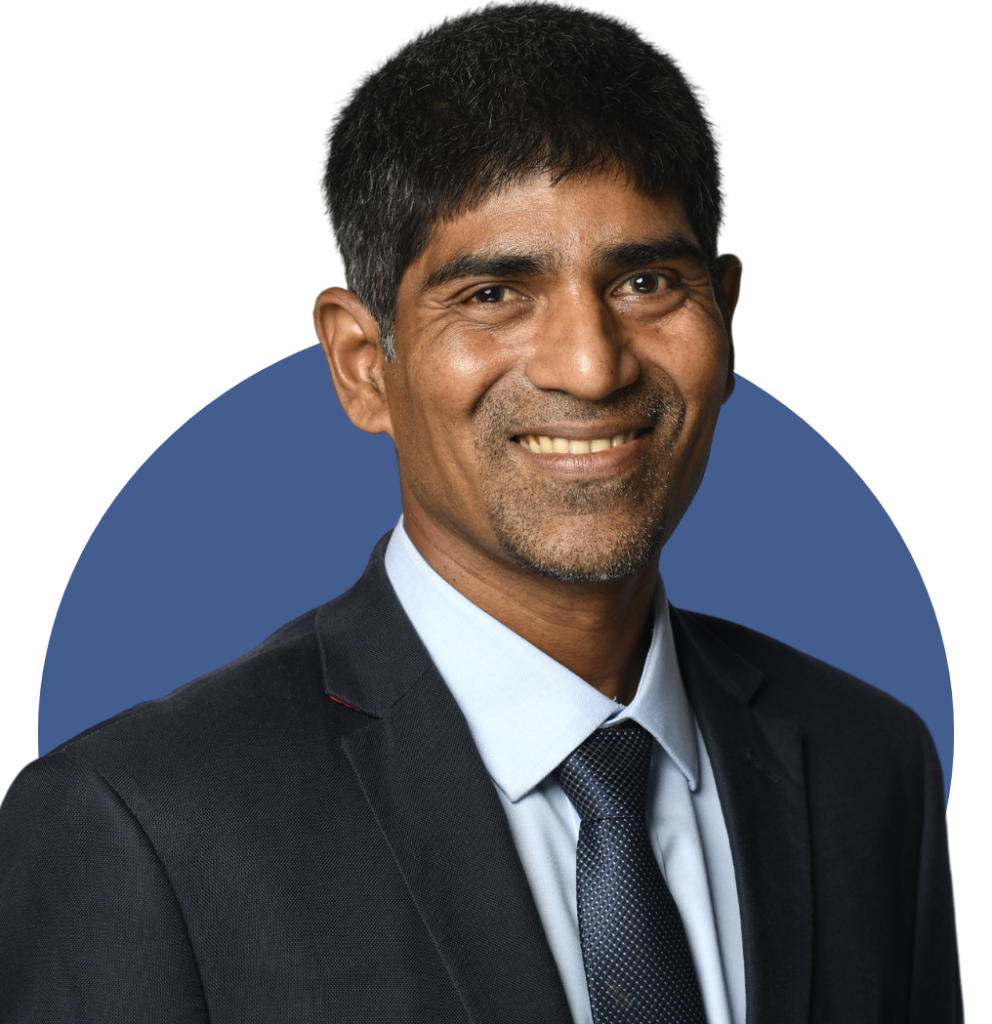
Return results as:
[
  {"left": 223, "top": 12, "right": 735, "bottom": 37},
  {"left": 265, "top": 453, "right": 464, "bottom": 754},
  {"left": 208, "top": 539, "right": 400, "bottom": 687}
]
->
[{"left": 0, "top": 4, "right": 961, "bottom": 1022}]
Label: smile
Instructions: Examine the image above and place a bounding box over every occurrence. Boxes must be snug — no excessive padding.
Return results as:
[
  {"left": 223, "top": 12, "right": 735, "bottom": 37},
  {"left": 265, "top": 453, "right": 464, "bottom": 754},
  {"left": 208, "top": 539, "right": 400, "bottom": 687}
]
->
[{"left": 513, "top": 430, "right": 641, "bottom": 455}]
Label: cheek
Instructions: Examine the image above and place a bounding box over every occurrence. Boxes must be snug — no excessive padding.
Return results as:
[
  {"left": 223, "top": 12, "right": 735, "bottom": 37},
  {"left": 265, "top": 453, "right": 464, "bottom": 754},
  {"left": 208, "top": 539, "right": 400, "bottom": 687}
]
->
[
  {"left": 654, "top": 313, "right": 730, "bottom": 405},
  {"left": 436, "top": 322, "right": 503, "bottom": 372},
  {"left": 393, "top": 344, "right": 509, "bottom": 485},
  {"left": 414, "top": 329, "right": 518, "bottom": 426},
  {"left": 646, "top": 317, "right": 728, "bottom": 471}
]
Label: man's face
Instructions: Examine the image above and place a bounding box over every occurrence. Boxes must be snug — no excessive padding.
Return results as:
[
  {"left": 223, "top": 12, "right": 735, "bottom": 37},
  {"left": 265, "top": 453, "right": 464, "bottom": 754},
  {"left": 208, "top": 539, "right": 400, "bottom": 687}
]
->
[{"left": 380, "top": 171, "right": 737, "bottom": 582}]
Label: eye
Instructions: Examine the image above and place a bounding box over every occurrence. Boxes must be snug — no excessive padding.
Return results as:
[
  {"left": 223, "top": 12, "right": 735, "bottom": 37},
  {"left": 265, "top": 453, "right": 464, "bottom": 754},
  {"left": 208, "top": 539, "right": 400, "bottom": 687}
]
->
[
  {"left": 620, "top": 273, "right": 669, "bottom": 295},
  {"left": 470, "top": 285, "right": 512, "bottom": 303}
]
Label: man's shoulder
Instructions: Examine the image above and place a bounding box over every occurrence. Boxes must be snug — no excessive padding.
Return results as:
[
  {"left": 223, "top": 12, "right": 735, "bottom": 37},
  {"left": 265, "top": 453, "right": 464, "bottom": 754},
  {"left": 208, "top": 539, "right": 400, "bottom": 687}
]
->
[
  {"left": 11, "top": 539, "right": 412, "bottom": 813},
  {"left": 63, "top": 605, "right": 323, "bottom": 745},
  {"left": 672, "top": 608, "right": 947, "bottom": 829},
  {"left": 673, "top": 607, "right": 933, "bottom": 766},
  {"left": 17, "top": 602, "right": 356, "bottom": 813}
]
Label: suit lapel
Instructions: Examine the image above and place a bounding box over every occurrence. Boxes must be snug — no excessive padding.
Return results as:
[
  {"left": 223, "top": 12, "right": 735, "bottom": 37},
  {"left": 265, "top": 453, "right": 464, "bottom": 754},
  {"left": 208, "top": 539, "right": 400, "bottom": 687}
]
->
[
  {"left": 671, "top": 609, "right": 813, "bottom": 1024},
  {"left": 317, "top": 539, "right": 573, "bottom": 1024}
]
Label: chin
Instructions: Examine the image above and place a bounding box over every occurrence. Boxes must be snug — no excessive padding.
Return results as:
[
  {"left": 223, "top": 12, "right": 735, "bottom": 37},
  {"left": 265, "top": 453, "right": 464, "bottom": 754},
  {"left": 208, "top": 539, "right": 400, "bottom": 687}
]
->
[{"left": 492, "top": 513, "right": 667, "bottom": 583}]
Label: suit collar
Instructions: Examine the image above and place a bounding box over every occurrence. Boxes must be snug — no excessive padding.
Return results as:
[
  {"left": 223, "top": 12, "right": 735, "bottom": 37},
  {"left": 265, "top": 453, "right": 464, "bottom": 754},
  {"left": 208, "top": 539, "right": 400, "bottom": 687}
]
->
[
  {"left": 671, "top": 608, "right": 813, "bottom": 1024},
  {"left": 315, "top": 533, "right": 435, "bottom": 717}
]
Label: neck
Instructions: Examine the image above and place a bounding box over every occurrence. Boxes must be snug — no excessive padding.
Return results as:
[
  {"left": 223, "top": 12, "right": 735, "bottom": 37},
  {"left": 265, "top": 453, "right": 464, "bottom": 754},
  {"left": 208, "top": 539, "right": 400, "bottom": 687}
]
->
[{"left": 402, "top": 515, "right": 659, "bottom": 704}]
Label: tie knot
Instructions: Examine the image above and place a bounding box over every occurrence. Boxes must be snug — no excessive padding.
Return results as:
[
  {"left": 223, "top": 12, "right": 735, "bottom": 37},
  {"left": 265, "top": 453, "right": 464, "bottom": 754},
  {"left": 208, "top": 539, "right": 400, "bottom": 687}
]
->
[{"left": 553, "top": 722, "right": 653, "bottom": 821}]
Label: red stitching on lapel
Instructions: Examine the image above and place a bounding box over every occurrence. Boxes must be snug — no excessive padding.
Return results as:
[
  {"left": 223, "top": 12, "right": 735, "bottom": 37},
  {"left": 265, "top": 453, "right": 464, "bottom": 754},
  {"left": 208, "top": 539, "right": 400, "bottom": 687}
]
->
[{"left": 328, "top": 694, "right": 365, "bottom": 714}]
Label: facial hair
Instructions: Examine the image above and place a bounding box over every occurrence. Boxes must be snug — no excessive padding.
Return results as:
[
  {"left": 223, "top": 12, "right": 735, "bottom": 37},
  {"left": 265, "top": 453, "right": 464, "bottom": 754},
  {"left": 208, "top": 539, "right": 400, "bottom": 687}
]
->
[{"left": 472, "top": 371, "right": 687, "bottom": 582}]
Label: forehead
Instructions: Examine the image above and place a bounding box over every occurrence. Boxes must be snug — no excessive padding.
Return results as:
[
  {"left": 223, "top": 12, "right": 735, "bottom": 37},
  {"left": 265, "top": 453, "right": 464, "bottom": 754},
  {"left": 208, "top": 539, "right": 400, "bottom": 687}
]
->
[{"left": 406, "top": 172, "right": 700, "bottom": 285}]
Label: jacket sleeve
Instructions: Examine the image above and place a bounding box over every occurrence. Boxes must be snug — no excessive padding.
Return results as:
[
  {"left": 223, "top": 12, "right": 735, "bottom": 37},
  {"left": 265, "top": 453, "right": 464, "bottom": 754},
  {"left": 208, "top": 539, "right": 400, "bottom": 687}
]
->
[
  {"left": 907, "top": 711, "right": 964, "bottom": 1023},
  {"left": 0, "top": 750, "right": 209, "bottom": 1023}
]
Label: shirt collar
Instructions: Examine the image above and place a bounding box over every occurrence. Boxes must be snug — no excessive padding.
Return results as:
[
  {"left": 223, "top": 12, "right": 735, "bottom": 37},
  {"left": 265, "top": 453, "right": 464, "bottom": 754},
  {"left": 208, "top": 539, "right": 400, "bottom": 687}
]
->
[{"left": 384, "top": 519, "right": 699, "bottom": 801}]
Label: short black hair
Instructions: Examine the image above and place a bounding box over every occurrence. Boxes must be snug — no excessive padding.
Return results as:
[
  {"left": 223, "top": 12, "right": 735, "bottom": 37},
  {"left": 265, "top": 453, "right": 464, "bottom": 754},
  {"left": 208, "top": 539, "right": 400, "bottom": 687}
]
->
[{"left": 324, "top": 2, "right": 721, "bottom": 359}]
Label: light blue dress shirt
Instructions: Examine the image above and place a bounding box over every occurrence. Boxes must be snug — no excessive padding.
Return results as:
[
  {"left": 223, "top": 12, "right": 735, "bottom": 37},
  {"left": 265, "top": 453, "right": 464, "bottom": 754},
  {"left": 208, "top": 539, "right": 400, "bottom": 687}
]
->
[{"left": 384, "top": 520, "right": 746, "bottom": 1024}]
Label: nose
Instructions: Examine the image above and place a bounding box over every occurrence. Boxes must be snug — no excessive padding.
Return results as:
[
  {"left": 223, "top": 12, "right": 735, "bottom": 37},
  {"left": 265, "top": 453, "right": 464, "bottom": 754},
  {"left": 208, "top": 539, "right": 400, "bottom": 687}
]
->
[{"left": 523, "top": 288, "right": 640, "bottom": 401}]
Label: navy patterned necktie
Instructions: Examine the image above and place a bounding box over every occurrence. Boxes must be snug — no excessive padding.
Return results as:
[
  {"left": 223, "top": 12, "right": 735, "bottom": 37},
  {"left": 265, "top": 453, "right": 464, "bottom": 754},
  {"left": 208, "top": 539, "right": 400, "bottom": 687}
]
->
[{"left": 553, "top": 722, "right": 707, "bottom": 1024}]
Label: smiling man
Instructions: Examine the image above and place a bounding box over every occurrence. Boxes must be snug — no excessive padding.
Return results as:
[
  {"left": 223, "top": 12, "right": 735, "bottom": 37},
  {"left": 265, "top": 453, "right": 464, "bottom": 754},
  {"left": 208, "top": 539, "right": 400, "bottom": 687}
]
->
[
  {"left": 319, "top": 177, "right": 734, "bottom": 708},
  {"left": 0, "top": 4, "right": 961, "bottom": 1023}
]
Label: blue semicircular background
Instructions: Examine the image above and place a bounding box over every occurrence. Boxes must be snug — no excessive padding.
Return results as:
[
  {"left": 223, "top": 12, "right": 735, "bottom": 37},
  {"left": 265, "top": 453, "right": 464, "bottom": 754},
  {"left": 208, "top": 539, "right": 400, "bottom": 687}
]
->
[{"left": 39, "top": 346, "right": 953, "bottom": 800}]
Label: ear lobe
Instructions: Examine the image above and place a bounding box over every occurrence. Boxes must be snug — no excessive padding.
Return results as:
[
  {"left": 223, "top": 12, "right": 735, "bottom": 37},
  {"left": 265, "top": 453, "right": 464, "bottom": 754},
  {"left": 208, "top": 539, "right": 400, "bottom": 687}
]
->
[{"left": 313, "top": 287, "right": 393, "bottom": 436}]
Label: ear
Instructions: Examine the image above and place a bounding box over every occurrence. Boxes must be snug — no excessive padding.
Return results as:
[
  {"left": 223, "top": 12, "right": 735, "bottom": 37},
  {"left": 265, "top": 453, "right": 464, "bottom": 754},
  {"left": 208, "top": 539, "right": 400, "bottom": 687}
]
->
[
  {"left": 313, "top": 287, "right": 393, "bottom": 436},
  {"left": 714, "top": 254, "right": 742, "bottom": 403}
]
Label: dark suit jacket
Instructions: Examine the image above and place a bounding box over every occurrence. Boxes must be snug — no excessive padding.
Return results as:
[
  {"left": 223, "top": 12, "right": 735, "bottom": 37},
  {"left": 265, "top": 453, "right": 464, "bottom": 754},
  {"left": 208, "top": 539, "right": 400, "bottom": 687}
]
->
[{"left": 0, "top": 536, "right": 962, "bottom": 1023}]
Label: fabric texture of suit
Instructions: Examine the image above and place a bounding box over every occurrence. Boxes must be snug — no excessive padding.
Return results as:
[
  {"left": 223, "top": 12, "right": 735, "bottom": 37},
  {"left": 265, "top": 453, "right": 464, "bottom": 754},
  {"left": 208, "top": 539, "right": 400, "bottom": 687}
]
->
[{"left": 0, "top": 535, "right": 962, "bottom": 1023}]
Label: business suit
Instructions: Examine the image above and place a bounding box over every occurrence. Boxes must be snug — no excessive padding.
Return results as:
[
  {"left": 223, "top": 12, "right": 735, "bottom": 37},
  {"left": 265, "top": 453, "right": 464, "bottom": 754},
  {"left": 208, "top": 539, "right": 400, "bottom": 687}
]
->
[{"left": 0, "top": 535, "right": 962, "bottom": 1022}]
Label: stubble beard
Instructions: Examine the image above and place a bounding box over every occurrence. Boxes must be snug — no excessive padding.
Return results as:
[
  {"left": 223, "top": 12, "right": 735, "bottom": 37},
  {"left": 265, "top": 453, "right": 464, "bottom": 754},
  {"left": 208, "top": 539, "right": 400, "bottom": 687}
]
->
[{"left": 473, "top": 376, "right": 687, "bottom": 583}]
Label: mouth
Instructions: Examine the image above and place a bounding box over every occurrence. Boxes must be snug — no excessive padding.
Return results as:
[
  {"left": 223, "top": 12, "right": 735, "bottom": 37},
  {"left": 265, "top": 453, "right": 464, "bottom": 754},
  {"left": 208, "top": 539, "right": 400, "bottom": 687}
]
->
[{"left": 512, "top": 428, "right": 645, "bottom": 455}]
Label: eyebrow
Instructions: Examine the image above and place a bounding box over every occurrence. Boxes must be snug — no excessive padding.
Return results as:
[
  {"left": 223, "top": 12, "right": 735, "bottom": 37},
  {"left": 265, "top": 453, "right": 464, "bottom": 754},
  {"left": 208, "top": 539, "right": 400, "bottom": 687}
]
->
[
  {"left": 421, "top": 234, "right": 709, "bottom": 292},
  {"left": 595, "top": 235, "right": 709, "bottom": 273},
  {"left": 424, "top": 250, "right": 558, "bottom": 290}
]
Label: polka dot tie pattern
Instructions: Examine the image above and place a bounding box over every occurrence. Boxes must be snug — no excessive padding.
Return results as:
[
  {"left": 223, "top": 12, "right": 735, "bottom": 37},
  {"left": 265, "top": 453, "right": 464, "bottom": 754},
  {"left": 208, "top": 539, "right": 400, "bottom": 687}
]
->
[{"left": 553, "top": 722, "right": 707, "bottom": 1024}]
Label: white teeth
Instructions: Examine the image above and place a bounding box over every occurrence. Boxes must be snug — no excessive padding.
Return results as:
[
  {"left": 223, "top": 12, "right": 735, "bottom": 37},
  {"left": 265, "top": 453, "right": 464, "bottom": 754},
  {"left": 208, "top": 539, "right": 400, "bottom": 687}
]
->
[{"left": 517, "top": 431, "right": 641, "bottom": 453}]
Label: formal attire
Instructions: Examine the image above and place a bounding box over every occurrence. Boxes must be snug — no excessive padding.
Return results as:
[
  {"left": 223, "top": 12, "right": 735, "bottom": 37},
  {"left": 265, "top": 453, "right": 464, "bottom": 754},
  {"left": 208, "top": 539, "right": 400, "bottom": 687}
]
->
[
  {"left": 384, "top": 519, "right": 745, "bottom": 1024},
  {"left": 0, "top": 534, "right": 963, "bottom": 1022}
]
